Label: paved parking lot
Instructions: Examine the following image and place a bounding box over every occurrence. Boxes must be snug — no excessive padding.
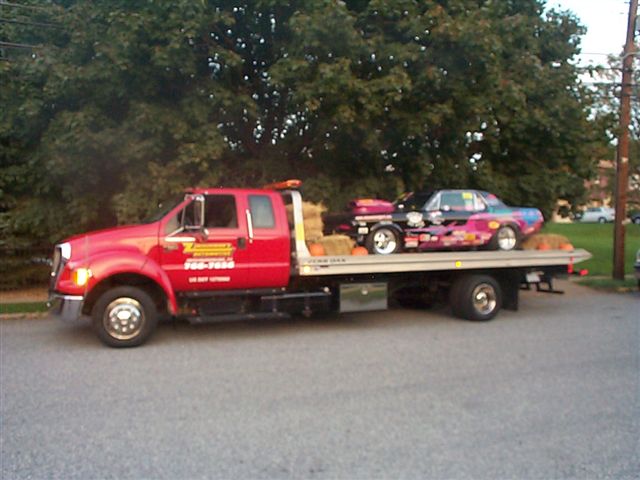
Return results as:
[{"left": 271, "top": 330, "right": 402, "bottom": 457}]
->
[{"left": 1, "top": 280, "right": 638, "bottom": 479}]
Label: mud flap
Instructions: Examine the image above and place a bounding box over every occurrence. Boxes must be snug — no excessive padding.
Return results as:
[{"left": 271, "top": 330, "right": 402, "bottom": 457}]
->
[{"left": 498, "top": 270, "right": 521, "bottom": 311}]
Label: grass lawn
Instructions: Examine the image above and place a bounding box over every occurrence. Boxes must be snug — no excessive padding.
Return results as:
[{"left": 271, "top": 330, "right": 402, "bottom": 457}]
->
[
  {"left": 0, "top": 302, "right": 48, "bottom": 315},
  {"left": 541, "top": 222, "right": 640, "bottom": 277}
]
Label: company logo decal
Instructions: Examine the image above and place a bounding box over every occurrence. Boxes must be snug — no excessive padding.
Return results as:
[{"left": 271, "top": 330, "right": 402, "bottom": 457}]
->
[
  {"left": 184, "top": 260, "right": 235, "bottom": 271},
  {"left": 182, "top": 242, "right": 236, "bottom": 272},
  {"left": 183, "top": 242, "right": 234, "bottom": 257}
]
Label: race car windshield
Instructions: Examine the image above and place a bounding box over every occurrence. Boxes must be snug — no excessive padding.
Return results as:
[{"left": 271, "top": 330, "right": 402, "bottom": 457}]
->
[{"left": 394, "top": 191, "right": 433, "bottom": 210}]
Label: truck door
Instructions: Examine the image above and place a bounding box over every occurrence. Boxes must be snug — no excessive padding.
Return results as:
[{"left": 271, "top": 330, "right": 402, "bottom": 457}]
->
[
  {"left": 159, "top": 194, "right": 249, "bottom": 291},
  {"left": 245, "top": 193, "right": 290, "bottom": 288}
]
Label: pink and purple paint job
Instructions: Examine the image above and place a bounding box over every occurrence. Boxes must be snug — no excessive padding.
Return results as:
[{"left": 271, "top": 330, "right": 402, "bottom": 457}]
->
[{"left": 325, "top": 190, "right": 544, "bottom": 254}]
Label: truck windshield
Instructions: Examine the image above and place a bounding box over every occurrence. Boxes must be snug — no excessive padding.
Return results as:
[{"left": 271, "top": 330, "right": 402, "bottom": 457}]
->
[{"left": 142, "top": 195, "right": 185, "bottom": 224}]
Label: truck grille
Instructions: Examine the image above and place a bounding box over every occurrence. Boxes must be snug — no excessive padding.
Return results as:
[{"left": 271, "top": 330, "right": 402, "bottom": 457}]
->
[{"left": 49, "top": 246, "right": 65, "bottom": 291}]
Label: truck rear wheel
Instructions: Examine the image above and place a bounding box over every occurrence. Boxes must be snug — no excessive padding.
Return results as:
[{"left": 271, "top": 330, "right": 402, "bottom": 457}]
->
[
  {"left": 450, "top": 274, "right": 502, "bottom": 321},
  {"left": 92, "top": 286, "right": 158, "bottom": 348}
]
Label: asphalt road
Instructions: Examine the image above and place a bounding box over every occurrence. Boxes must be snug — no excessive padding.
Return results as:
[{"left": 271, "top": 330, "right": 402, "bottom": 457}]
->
[{"left": 1, "top": 281, "right": 638, "bottom": 479}]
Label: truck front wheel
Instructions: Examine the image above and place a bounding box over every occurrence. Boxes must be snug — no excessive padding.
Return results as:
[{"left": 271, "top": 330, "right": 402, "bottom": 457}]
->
[
  {"left": 92, "top": 286, "right": 158, "bottom": 348},
  {"left": 450, "top": 274, "right": 502, "bottom": 321}
]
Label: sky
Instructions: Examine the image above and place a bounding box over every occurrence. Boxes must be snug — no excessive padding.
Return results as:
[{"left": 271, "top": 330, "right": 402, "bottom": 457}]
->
[{"left": 548, "top": 0, "right": 632, "bottom": 67}]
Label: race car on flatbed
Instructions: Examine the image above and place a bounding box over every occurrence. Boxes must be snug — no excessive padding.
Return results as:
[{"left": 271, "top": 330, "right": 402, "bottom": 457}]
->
[{"left": 324, "top": 189, "right": 544, "bottom": 255}]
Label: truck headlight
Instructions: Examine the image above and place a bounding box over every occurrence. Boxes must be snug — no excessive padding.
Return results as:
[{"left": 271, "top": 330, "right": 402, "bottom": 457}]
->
[{"left": 59, "top": 242, "right": 72, "bottom": 260}]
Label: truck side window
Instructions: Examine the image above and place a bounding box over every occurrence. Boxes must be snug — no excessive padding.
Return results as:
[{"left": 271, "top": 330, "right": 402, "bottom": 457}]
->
[
  {"left": 205, "top": 195, "right": 237, "bottom": 229},
  {"left": 249, "top": 195, "right": 275, "bottom": 228}
]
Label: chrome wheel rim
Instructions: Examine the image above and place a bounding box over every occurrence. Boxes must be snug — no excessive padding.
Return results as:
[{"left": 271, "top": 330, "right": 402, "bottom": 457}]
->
[
  {"left": 103, "top": 297, "right": 144, "bottom": 340},
  {"left": 373, "top": 229, "right": 397, "bottom": 254},
  {"left": 472, "top": 283, "right": 497, "bottom": 315},
  {"left": 497, "top": 227, "right": 517, "bottom": 250}
]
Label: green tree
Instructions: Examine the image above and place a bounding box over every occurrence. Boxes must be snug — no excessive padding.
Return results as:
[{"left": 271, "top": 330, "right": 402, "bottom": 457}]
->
[{"left": 1, "top": 0, "right": 605, "bottom": 246}]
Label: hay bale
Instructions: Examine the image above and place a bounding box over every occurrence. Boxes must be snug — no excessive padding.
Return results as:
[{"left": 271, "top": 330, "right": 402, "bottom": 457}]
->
[
  {"left": 523, "top": 233, "right": 570, "bottom": 250},
  {"left": 286, "top": 201, "right": 326, "bottom": 242},
  {"left": 316, "top": 235, "right": 355, "bottom": 256},
  {"left": 301, "top": 202, "right": 326, "bottom": 218},
  {"left": 303, "top": 217, "right": 324, "bottom": 242}
]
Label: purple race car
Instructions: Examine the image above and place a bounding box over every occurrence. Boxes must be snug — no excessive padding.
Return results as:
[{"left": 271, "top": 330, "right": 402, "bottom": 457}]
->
[{"left": 324, "top": 189, "right": 544, "bottom": 254}]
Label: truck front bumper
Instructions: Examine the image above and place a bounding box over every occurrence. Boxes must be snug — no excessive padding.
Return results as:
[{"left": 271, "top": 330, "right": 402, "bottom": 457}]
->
[{"left": 48, "top": 293, "right": 84, "bottom": 322}]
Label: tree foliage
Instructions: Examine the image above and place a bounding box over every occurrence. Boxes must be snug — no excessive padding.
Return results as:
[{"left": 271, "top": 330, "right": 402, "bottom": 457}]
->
[{"left": 1, "top": 0, "right": 605, "bottom": 245}]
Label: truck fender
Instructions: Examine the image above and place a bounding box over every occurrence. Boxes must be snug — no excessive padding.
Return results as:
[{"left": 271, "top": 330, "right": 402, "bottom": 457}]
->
[{"left": 87, "top": 252, "right": 178, "bottom": 315}]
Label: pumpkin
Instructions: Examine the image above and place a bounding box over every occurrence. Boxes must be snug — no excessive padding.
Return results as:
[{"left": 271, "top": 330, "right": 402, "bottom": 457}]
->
[
  {"left": 351, "top": 246, "right": 369, "bottom": 256},
  {"left": 559, "top": 242, "right": 574, "bottom": 251},
  {"left": 537, "top": 241, "right": 551, "bottom": 251},
  {"left": 308, "top": 243, "right": 326, "bottom": 256}
]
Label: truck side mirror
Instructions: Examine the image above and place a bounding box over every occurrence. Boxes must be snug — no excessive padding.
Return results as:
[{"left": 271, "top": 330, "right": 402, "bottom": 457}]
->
[{"left": 183, "top": 195, "right": 205, "bottom": 231}]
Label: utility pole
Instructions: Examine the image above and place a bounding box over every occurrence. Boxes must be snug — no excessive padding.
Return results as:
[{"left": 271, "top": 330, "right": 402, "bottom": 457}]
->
[{"left": 613, "top": 0, "right": 638, "bottom": 280}]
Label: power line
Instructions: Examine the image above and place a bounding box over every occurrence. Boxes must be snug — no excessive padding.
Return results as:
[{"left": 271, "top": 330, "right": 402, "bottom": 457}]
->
[
  {"left": 0, "top": 2, "right": 49, "bottom": 11},
  {"left": 0, "top": 17, "right": 60, "bottom": 28},
  {"left": 0, "top": 40, "right": 38, "bottom": 49}
]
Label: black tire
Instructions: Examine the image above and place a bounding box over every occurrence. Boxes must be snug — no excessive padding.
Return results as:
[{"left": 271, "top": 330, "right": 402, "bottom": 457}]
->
[
  {"left": 598, "top": 217, "right": 606, "bottom": 224},
  {"left": 91, "top": 286, "right": 158, "bottom": 348},
  {"left": 365, "top": 225, "right": 402, "bottom": 255},
  {"left": 450, "top": 274, "right": 502, "bottom": 321},
  {"left": 488, "top": 224, "right": 520, "bottom": 251}
]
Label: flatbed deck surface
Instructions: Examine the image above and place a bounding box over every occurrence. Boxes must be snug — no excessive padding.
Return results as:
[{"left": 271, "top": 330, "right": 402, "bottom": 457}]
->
[{"left": 296, "top": 249, "right": 591, "bottom": 276}]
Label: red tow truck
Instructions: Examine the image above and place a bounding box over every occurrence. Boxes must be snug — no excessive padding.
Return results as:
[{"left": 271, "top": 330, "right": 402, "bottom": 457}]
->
[{"left": 48, "top": 181, "right": 591, "bottom": 347}]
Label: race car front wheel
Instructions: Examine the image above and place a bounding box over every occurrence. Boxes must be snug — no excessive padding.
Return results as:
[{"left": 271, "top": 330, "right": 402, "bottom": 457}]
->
[{"left": 366, "top": 226, "right": 401, "bottom": 255}]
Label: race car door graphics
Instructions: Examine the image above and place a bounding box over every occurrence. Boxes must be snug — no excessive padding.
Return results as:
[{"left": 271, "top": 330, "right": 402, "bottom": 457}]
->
[{"left": 159, "top": 194, "right": 249, "bottom": 291}]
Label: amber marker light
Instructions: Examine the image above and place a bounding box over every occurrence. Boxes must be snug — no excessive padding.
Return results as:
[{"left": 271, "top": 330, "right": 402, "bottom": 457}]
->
[
  {"left": 72, "top": 268, "right": 92, "bottom": 287},
  {"left": 455, "top": 261, "right": 462, "bottom": 268}
]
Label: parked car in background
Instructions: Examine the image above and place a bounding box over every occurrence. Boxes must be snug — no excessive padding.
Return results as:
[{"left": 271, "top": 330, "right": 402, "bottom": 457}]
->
[
  {"left": 325, "top": 189, "right": 544, "bottom": 254},
  {"left": 635, "top": 249, "right": 640, "bottom": 290},
  {"left": 579, "top": 207, "right": 615, "bottom": 223},
  {"left": 630, "top": 212, "right": 640, "bottom": 225}
]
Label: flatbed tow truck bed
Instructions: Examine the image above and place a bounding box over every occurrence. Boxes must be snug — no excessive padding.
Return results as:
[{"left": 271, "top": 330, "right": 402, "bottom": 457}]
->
[{"left": 296, "top": 249, "right": 591, "bottom": 276}]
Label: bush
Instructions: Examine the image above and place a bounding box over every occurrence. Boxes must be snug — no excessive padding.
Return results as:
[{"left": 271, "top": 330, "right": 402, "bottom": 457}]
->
[{"left": 0, "top": 247, "right": 52, "bottom": 291}]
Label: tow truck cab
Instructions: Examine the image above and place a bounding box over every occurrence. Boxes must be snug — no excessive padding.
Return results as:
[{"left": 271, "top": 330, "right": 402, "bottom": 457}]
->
[{"left": 49, "top": 189, "right": 292, "bottom": 329}]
